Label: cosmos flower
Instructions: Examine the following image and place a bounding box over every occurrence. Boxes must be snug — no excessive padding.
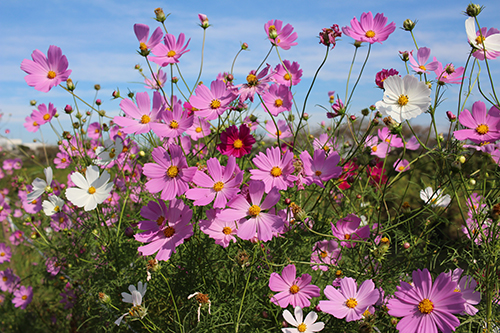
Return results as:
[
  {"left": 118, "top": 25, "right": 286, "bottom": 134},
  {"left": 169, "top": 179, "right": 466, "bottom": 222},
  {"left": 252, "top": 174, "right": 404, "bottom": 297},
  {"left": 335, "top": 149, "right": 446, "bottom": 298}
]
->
[
  {"left": 186, "top": 117, "right": 211, "bottom": 141},
  {"left": 465, "top": 17, "right": 500, "bottom": 60},
  {"left": 134, "top": 23, "right": 163, "bottom": 56},
  {"left": 237, "top": 64, "right": 273, "bottom": 103},
  {"left": 150, "top": 33, "right": 190, "bottom": 66},
  {"left": 12, "top": 286, "right": 33, "bottom": 310},
  {"left": 453, "top": 101, "right": 500, "bottom": 144},
  {"left": 265, "top": 20, "right": 298, "bottom": 50},
  {"left": 408, "top": 47, "right": 439, "bottom": 74},
  {"left": 115, "top": 281, "right": 148, "bottom": 325},
  {"left": 273, "top": 60, "right": 302, "bottom": 87},
  {"left": 144, "top": 69, "right": 167, "bottom": 90},
  {"left": 394, "top": 159, "right": 410, "bottom": 172},
  {"left": 387, "top": 269, "right": 465, "bottom": 333},
  {"left": 269, "top": 264, "right": 320, "bottom": 308},
  {"left": 375, "top": 68, "right": 399, "bottom": 89},
  {"left": 189, "top": 80, "right": 236, "bottom": 120},
  {"left": 27, "top": 167, "right": 53, "bottom": 202},
  {"left": 420, "top": 186, "right": 451, "bottom": 207},
  {"left": 319, "top": 277, "right": 379, "bottom": 322},
  {"left": 152, "top": 101, "right": 193, "bottom": 138},
  {"left": 42, "top": 195, "right": 65, "bottom": 216},
  {"left": 282, "top": 306, "right": 325, "bottom": 333},
  {"left": 266, "top": 119, "right": 292, "bottom": 139},
  {"left": 21, "top": 45, "right": 72, "bottom": 92},
  {"left": 375, "top": 74, "right": 431, "bottom": 123},
  {"left": 445, "top": 268, "right": 481, "bottom": 316},
  {"left": 250, "top": 147, "right": 297, "bottom": 192},
  {"left": 199, "top": 209, "right": 238, "bottom": 248},
  {"left": 0, "top": 243, "right": 12, "bottom": 264},
  {"left": 331, "top": 214, "right": 370, "bottom": 248},
  {"left": 217, "top": 124, "right": 256, "bottom": 158},
  {"left": 299, "top": 149, "right": 342, "bottom": 187},
  {"left": 261, "top": 84, "right": 293, "bottom": 116},
  {"left": 342, "top": 12, "right": 396, "bottom": 44},
  {"left": 310, "top": 240, "right": 341, "bottom": 271},
  {"left": 65, "top": 165, "right": 114, "bottom": 211}
]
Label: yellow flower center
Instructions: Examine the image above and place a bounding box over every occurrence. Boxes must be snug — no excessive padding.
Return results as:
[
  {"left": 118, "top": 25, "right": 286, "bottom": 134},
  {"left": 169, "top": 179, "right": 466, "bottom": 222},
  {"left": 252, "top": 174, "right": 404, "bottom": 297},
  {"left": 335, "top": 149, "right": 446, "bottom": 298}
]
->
[
  {"left": 109, "top": 152, "right": 116, "bottom": 159},
  {"left": 320, "top": 251, "right": 328, "bottom": 258},
  {"left": 213, "top": 181, "right": 224, "bottom": 192},
  {"left": 167, "top": 165, "right": 179, "bottom": 178},
  {"left": 43, "top": 114, "right": 51, "bottom": 121},
  {"left": 289, "top": 284, "right": 300, "bottom": 294},
  {"left": 222, "top": 226, "right": 232, "bottom": 235},
  {"left": 0, "top": 252, "right": 4, "bottom": 257},
  {"left": 210, "top": 99, "right": 221, "bottom": 109},
  {"left": 268, "top": 25, "right": 276, "bottom": 34},
  {"left": 372, "top": 146, "right": 378, "bottom": 152},
  {"left": 284, "top": 73, "right": 291, "bottom": 81},
  {"left": 363, "top": 309, "right": 371, "bottom": 317},
  {"left": 270, "top": 166, "right": 282, "bottom": 177},
  {"left": 22, "top": 295, "right": 28, "bottom": 301},
  {"left": 476, "top": 124, "right": 489, "bottom": 135},
  {"left": 2, "top": 276, "right": 7, "bottom": 282},
  {"left": 419, "top": 65, "right": 427, "bottom": 71},
  {"left": 365, "top": 30, "right": 376, "bottom": 38},
  {"left": 275, "top": 130, "right": 282, "bottom": 136},
  {"left": 315, "top": 170, "right": 322, "bottom": 176},
  {"left": 54, "top": 206, "right": 60, "bottom": 212},
  {"left": 297, "top": 323, "right": 307, "bottom": 332},
  {"left": 163, "top": 226, "right": 175, "bottom": 238},
  {"left": 33, "top": 121, "right": 39, "bottom": 127},
  {"left": 346, "top": 298, "right": 358, "bottom": 308},
  {"left": 454, "top": 288, "right": 460, "bottom": 292},
  {"left": 156, "top": 216, "right": 165, "bottom": 226},
  {"left": 59, "top": 217, "right": 64, "bottom": 223},
  {"left": 47, "top": 70, "right": 57, "bottom": 79},
  {"left": 380, "top": 237, "right": 390, "bottom": 244},
  {"left": 32, "top": 199, "right": 37, "bottom": 204},
  {"left": 195, "top": 127, "right": 202, "bottom": 133},
  {"left": 246, "top": 74, "right": 258, "bottom": 85},
  {"left": 169, "top": 120, "right": 179, "bottom": 129},
  {"left": 476, "top": 35, "right": 485, "bottom": 45},
  {"left": 88, "top": 186, "right": 96, "bottom": 194},
  {"left": 139, "top": 42, "right": 148, "bottom": 51},
  {"left": 140, "top": 115, "right": 151, "bottom": 124},
  {"left": 398, "top": 166, "right": 405, "bottom": 171},
  {"left": 233, "top": 139, "right": 244, "bottom": 149},
  {"left": 167, "top": 50, "right": 176, "bottom": 57},
  {"left": 248, "top": 204, "right": 261, "bottom": 217},
  {"left": 418, "top": 298, "right": 434, "bottom": 314},
  {"left": 398, "top": 95, "right": 409, "bottom": 106},
  {"left": 344, "top": 234, "right": 351, "bottom": 240},
  {"left": 274, "top": 99, "right": 283, "bottom": 107}
]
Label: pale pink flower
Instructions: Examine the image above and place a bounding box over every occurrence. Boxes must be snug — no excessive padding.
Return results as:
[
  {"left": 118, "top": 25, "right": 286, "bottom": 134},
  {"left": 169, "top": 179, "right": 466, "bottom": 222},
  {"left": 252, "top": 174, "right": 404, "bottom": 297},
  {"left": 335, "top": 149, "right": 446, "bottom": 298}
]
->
[
  {"left": 250, "top": 147, "right": 297, "bottom": 192},
  {"left": 150, "top": 33, "right": 190, "bottom": 66},
  {"left": 342, "top": 12, "right": 395, "bottom": 44},
  {"left": 269, "top": 264, "right": 320, "bottom": 308}
]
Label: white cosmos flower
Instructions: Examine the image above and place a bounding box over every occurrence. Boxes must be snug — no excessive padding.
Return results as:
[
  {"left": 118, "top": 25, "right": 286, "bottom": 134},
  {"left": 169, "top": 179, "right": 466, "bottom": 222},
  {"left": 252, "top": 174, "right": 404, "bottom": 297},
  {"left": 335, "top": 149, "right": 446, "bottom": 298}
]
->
[
  {"left": 420, "top": 186, "right": 451, "bottom": 207},
  {"left": 115, "top": 281, "right": 148, "bottom": 326},
  {"left": 65, "top": 165, "right": 113, "bottom": 211},
  {"left": 375, "top": 75, "right": 431, "bottom": 123},
  {"left": 42, "top": 196, "right": 65, "bottom": 216},
  {"left": 94, "top": 137, "right": 124, "bottom": 166},
  {"left": 465, "top": 17, "right": 500, "bottom": 60},
  {"left": 282, "top": 306, "right": 324, "bottom": 333},
  {"left": 27, "top": 167, "right": 53, "bottom": 202}
]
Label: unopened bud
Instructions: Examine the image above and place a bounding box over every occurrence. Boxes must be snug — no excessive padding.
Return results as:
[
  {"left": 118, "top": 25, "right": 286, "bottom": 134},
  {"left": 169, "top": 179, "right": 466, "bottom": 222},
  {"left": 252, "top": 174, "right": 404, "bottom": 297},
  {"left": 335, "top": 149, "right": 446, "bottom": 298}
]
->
[
  {"left": 458, "top": 156, "right": 466, "bottom": 164},
  {"left": 241, "top": 42, "right": 249, "bottom": 50},
  {"left": 98, "top": 292, "right": 111, "bottom": 304},
  {"left": 66, "top": 78, "right": 75, "bottom": 91},
  {"left": 354, "top": 40, "right": 363, "bottom": 48},
  {"left": 97, "top": 110, "right": 106, "bottom": 117},
  {"left": 350, "top": 115, "right": 356, "bottom": 122},
  {"left": 402, "top": 19, "right": 416, "bottom": 31},
  {"left": 30, "top": 100, "right": 37, "bottom": 106},
  {"left": 112, "top": 90, "right": 120, "bottom": 99},
  {"left": 64, "top": 105, "right": 73, "bottom": 114},
  {"left": 127, "top": 91, "right": 134, "bottom": 98},
  {"left": 86, "top": 111, "right": 91, "bottom": 116},
  {"left": 94, "top": 84, "right": 101, "bottom": 91},
  {"left": 139, "top": 150, "right": 145, "bottom": 157},
  {"left": 361, "top": 108, "right": 370, "bottom": 116},
  {"left": 470, "top": 179, "right": 476, "bottom": 186},
  {"left": 465, "top": 3, "right": 482, "bottom": 17},
  {"left": 172, "top": 77, "right": 179, "bottom": 84},
  {"left": 154, "top": 8, "right": 167, "bottom": 22},
  {"left": 96, "top": 99, "right": 102, "bottom": 106},
  {"left": 446, "top": 111, "right": 456, "bottom": 122},
  {"left": 403, "top": 242, "right": 410, "bottom": 249}
]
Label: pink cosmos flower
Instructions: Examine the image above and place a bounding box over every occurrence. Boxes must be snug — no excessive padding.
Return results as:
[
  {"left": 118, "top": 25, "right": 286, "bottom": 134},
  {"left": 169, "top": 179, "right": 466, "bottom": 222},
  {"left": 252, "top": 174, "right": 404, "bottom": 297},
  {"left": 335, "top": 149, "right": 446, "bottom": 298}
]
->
[
  {"left": 445, "top": 268, "right": 481, "bottom": 316},
  {"left": 331, "top": 214, "right": 370, "bottom": 248},
  {"left": 273, "top": 60, "right": 302, "bottom": 87},
  {"left": 21, "top": 45, "right": 72, "bottom": 92},
  {"left": 87, "top": 122, "right": 102, "bottom": 140},
  {"left": 23, "top": 115, "right": 40, "bottom": 133},
  {"left": 237, "top": 64, "right": 273, "bottom": 103},
  {"left": 153, "top": 102, "right": 193, "bottom": 138},
  {"left": 12, "top": 286, "right": 33, "bottom": 310},
  {"left": 0, "top": 243, "right": 12, "bottom": 264},
  {"left": 394, "top": 159, "right": 410, "bottom": 172},
  {"left": 135, "top": 198, "right": 193, "bottom": 262},
  {"left": 319, "top": 24, "right": 342, "bottom": 48},
  {"left": 185, "top": 156, "right": 243, "bottom": 208},
  {"left": 268, "top": 264, "right": 320, "bottom": 308},
  {"left": 199, "top": 209, "right": 237, "bottom": 248},
  {"left": 319, "top": 277, "right": 379, "bottom": 322},
  {"left": 434, "top": 62, "right": 465, "bottom": 85},
  {"left": 266, "top": 119, "right": 292, "bottom": 139},
  {"left": 9, "top": 230, "right": 24, "bottom": 246},
  {"left": 250, "top": 147, "right": 297, "bottom": 192},
  {"left": 54, "top": 151, "right": 71, "bottom": 169},
  {"left": 243, "top": 115, "right": 259, "bottom": 131},
  {"left": 313, "top": 133, "right": 338, "bottom": 154},
  {"left": 0, "top": 268, "right": 20, "bottom": 293},
  {"left": 45, "top": 257, "right": 61, "bottom": 276},
  {"left": 217, "top": 124, "right": 256, "bottom": 158},
  {"left": 466, "top": 18, "right": 500, "bottom": 60},
  {"left": 408, "top": 47, "right": 439, "bottom": 74},
  {"left": 113, "top": 91, "right": 165, "bottom": 136},
  {"left": 300, "top": 149, "right": 342, "bottom": 187},
  {"left": 261, "top": 84, "right": 293, "bottom": 116},
  {"left": 264, "top": 20, "right": 298, "bottom": 50},
  {"left": 134, "top": 23, "right": 163, "bottom": 56},
  {"left": 375, "top": 68, "right": 399, "bottom": 89},
  {"left": 186, "top": 117, "right": 211, "bottom": 141},
  {"left": 145, "top": 69, "right": 167, "bottom": 90},
  {"left": 218, "top": 180, "right": 283, "bottom": 242},
  {"left": 150, "top": 33, "right": 190, "bottom": 66},
  {"left": 454, "top": 101, "right": 500, "bottom": 144},
  {"left": 190, "top": 80, "right": 236, "bottom": 120},
  {"left": 310, "top": 240, "right": 341, "bottom": 271},
  {"left": 387, "top": 269, "right": 465, "bottom": 333},
  {"left": 365, "top": 135, "right": 390, "bottom": 159},
  {"left": 342, "top": 12, "right": 395, "bottom": 44},
  {"left": 143, "top": 144, "right": 196, "bottom": 201},
  {"left": 32, "top": 103, "right": 57, "bottom": 125},
  {"left": 198, "top": 14, "right": 209, "bottom": 28},
  {"left": 59, "top": 282, "right": 76, "bottom": 310}
]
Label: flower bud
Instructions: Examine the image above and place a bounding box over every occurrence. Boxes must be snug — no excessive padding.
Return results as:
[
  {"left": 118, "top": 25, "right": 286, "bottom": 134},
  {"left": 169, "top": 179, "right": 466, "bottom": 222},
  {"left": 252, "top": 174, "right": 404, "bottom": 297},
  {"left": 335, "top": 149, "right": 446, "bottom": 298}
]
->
[
  {"left": 465, "top": 3, "right": 482, "bottom": 17},
  {"left": 86, "top": 111, "right": 91, "bottom": 116},
  {"left": 361, "top": 108, "right": 370, "bottom": 116},
  {"left": 96, "top": 99, "right": 102, "bottom": 106},
  {"left": 112, "top": 90, "right": 120, "bottom": 99},
  {"left": 303, "top": 113, "right": 309, "bottom": 120},
  {"left": 154, "top": 8, "right": 167, "bottom": 22},
  {"left": 97, "top": 110, "right": 106, "bottom": 117},
  {"left": 98, "top": 292, "right": 111, "bottom": 304},
  {"left": 30, "top": 100, "right": 37, "bottom": 106},
  {"left": 402, "top": 19, "right": 416, "bottom": 31},
  {"left": 172, "top": 76, "right": 179, "bottom": 84},
  {"left": 268, "top": 26, "right": 278, "bottom": 39},
  {"left": 350, "top": 115, "right": 356, "bottom": 122},
  {"left": 94, "top": 84, "right": 101, "bottom": 91},
  {"left": 124, "top": 227, "right": 134, "bottom": 238},
  {"left": 403, "top": 242, "right": 410, "bottom": 249},
  {"left": 446, "top": 111, "right": 456, "bottom": 122},
  {"left": 127, "top": 91, "right": 134, "bottom": 98},
  {"left": 64, "top": 105, "right": 73, "bottom": 114},
  {"left": 470, "top": 179, "right": 476, "bottom": 186},
  {"left": 66, "top": 78, "right": 75, "bottom": 91},
  {"left": 354, "top": 40, "right": 363, "bottom": 48},
  {"left": 458, "top": 156, "right": 466, "bottom": 164},
  {"left": 399, "top": 50, "right": 410, "bottom": 62},
  {"left": 241, "top": 42, "right": 249, "bottom": 50}
]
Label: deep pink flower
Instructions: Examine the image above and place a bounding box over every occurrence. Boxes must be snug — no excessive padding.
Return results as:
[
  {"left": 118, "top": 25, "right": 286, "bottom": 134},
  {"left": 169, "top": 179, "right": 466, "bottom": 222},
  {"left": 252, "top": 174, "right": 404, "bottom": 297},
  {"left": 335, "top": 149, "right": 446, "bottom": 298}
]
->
[
  {"left": 12, "top": 285, "right": 33, "bottom": 310},
  {"left": 45, "top": 257, "right": 61, "bottom": 276},
  {"left": 190, "top": 80, "right": 236, "bottom": 120},
  {"left": 135, "top": 198, "right": 193, "bottom": 261},
  {"left": 87, "top": 122, "right": 102, "bottom": 140},
  {"left": 264, "top": 20, "right": 298, "bottom": 50},
  {"left": 21, "top": 45, "right": 72, "bottom": 93},
  {"left": 143, "top": 144, "right": 197, "bottom": 201},
  {"left": 0, "top": 268, "right": 20, "bottom": 292},
  {"left": 319, "top": 24, "right": 342, "bottom": 48},
  {"left": 260, "top": 84, "right": 292, "bottom": 116},
  {"left": 409, "top": 47, "right": 440, "bottom": 74},
  {"left": 0, "top": 243, "right": 11, "bottom": 264},
  {"left": 310, "top": 240, "right": 341, "bottom": 271},
  {"left": 217, "top": 124, "right": 255, "bottom": 158},
  {"left": 375, "top": 68, "right": 399, "bottom": 89},
  {"left": 237, "top": 64, "right": 273, "bottom": 103},
  {"left": 454, "top": 101, "right": 500, "bottom": 144},
  {"left": 54, "top": 151, "right": 71, "bottom": 169},
  {"left": 269, "top": 264, "right": 320, "bottom": 308},
  {"left": 342, "top": 12, "right": 395, "bottom": 44},
  {"left": 367, "top": 160, "right": 388, "bottom": 186},
  {"left": 300, "top": 149, "right": 342, "bottom": 187},
  {"left": 185, "top": 156, "right": 243, "bottom": 208},
  {"left": 134, "top": 23, "right": 163, "bottom": 56},
  {"left": 434, "top": 61, "right": 465, "bottom": 85},
  {"left": 113, "top": 91, "right": 165, "bottom": 135},
  {"left": 199, "top": 209, "right": 237, "bottom": 248},
  {"left": 445, "top": 268, "right": 481, "bottom": 316},
  {"left": 331, "top": 214, "right": 370, "bottom": 248},
  {"left": 387, "top": 269, "right": 465, "bottom": 333},
  {"left": 218, "top": 180, "right": 283, "bottom": 242},
  {"left": 250, "top": 147, "right": 297, "bottom": 192},
  {"left": 273, "top": 60, "right": 302, "bottom": 87},
  {"left": 150, "top": 33, "right": 190, "bottom": 66},
  {"left": 319, "top": 277, "right": 379, "bottom": 322}
]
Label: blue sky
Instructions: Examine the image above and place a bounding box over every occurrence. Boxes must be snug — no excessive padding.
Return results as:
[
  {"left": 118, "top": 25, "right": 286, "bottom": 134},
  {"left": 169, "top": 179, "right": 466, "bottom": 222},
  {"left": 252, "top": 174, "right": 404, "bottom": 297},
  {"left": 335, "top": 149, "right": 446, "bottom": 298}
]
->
[{"left": 1, "top": 0, "right": 500, "bottom": 144}]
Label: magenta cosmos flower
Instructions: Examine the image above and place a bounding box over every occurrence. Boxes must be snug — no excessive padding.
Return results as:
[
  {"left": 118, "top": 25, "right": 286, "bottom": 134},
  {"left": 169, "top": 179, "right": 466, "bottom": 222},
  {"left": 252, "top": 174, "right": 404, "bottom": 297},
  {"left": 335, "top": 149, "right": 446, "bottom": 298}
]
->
[
  {"left": 300, "top": 149, "right": 342, "bottom": 187},
  {"left": 434, "top": 62, "right": 465, "bottom": 85},
  {"left": 265, "top": 20, "right": 298, "bottom": 50},
  {"left": 446, "top": 268, "right": 481, "bottom": 316},
  {"left": 319, "top": 277, "right": 379, "bottom": 322},
  {"left": 409, "top": 47, "right": 439, "bottom": 74},
  {"left": 237, "top": 64, "right": 273, "bottom": 103},
  {"left": 266, "top": 119, "right": 292, "bottom": 139},
  {"left": 135, "top": 198, "right": 193, "bottom": 262},
  {"left": 387, "top": 268, "right": 465, "bottom": 333},
  {"left": 250, "top": 146, "right": 297, "bottom": 192},
  {"left": 153, "top": 101, "right": 194, "bottom": 138},
  {"left": 143, "top": 144, "right": 197, "bottom": 201},
  {"left": 261, "top": 84, "right": 293, "bottom": 116},
  {"left": 273, "top": 60, "right": 302, "bottom": 87},
  {"left": 134, "top": 23, "right": 163, "bottom": 56},
  {"left": 31, "top": 103, "right": 57, "bottom": 125},
  {"left": 113, "top": 91, "right": 165, "bottom": 136},
  {"left": 342, "top": 12, "right": 395, "bottom": 44},
  {"left": 331, "top": 214, "right": 370, "bottom": 248},
  {"left": 0, "top": 243, "right": 12, "bottom": 264},
  {"left": 218, "top": 180, "right": 283, "bottom": 242},
  {"left": 375, "top": 68, "right": 399, "bottom": 89},
  {"left": 186, "top": 117, "right": 211, "bottom": 141},
  {"left": 150, "top": 33, "right": 190, "bottom": 66},
  {"left": 21, "top": 45, "right": 72, "bottom": 93},
  {"left": 217, "top": 124, "right": 256, "bottom": 158},
  {"left": 190, "top": 80, "right": 236, "bottom": 120},
  {"left": 310, "top": 240, "right": 341, "bottom": 271},
  {"left": 269, "top": 264, "right": 320, "bottom": 308},
  {"left": 185, "top": 156, "right": 243, "bottom": 208},
  {"left": 12, "top": 285, "right": 33, "bottom": 310},
  {"left": 199, "top": 209, "right": 237, "bottom": 248},
  {"left": 454, "top": 101, "right": 500, "bottom": 144}
]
